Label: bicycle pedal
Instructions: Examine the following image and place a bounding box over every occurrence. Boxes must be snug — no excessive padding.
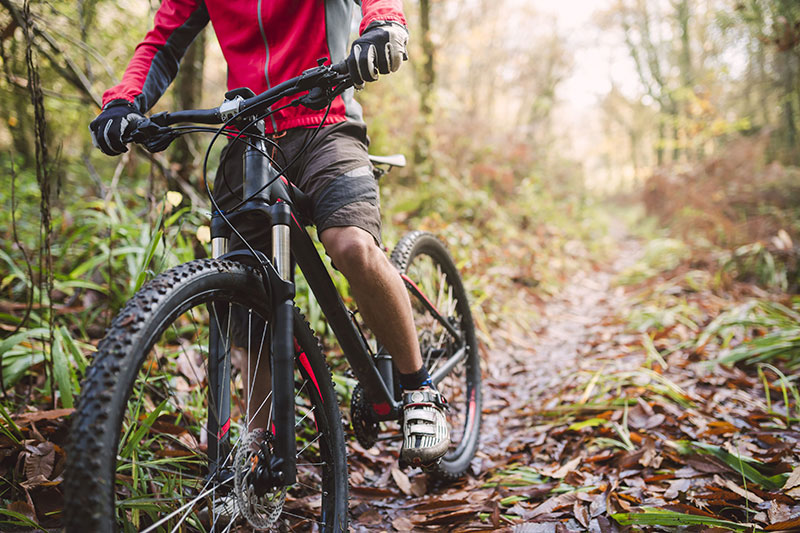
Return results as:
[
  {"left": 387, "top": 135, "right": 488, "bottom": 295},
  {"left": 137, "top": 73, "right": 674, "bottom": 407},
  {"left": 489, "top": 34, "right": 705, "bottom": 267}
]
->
[
  {"left": 421, "top": 458, "right": 442, "bottom": 472},
  {"left": 399, "top": 456, "right": 441, "bottom": 471}
]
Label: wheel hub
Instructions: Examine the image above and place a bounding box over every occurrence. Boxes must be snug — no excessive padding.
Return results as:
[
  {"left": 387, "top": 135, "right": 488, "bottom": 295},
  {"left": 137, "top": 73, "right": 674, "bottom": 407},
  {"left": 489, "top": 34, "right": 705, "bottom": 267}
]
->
[{"left": 233, "top": 429, "right": 287, "bottom": 529}]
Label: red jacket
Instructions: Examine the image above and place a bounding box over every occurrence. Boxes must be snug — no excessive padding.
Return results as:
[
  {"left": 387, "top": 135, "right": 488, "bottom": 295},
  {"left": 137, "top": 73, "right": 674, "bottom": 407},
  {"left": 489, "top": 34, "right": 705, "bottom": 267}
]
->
[{"left": 102, "top": 0, "right": 405, "bottom": 133}]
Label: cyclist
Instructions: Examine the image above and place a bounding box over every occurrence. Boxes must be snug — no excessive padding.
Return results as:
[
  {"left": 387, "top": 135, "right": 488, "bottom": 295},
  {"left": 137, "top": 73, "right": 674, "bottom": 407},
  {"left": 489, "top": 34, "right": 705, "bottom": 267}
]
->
[{"left": 89, "top": 0, "right": 449, "bottom": 467}]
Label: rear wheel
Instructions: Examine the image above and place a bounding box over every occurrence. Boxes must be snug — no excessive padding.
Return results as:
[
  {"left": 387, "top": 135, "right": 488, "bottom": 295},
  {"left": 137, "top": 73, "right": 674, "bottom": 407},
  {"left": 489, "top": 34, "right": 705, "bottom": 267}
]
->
[
  {"left": 64, "top": 259, "right": 348, "bottom": 532},
  {"left": 391, "top": 231, "right": 482, "bottom": 479}
]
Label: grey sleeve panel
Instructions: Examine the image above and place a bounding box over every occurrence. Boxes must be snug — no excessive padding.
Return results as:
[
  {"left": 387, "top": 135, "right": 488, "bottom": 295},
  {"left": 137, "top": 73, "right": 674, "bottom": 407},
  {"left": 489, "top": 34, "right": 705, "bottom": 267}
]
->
[
  {"left": 325, "top": 0, "right": 364, "bottom": 125},
  {"left": 133, "top": 2, "right": 210, "bottom": 113}
]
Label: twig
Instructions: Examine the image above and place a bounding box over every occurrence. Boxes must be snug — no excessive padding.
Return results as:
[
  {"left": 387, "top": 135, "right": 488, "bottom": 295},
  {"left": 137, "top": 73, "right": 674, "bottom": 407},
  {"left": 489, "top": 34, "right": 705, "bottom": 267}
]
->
[{"left": 0, "top": 0, "right": 102, "bottom": 107}]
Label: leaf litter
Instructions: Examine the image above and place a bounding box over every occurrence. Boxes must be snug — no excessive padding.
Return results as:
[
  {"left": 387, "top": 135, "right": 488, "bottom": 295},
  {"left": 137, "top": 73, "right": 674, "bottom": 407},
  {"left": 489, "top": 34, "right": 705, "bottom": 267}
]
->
[
  {"left": 1, "top": 235, "right": 798, "bottom": 530},
  {"left": 347, "top": 236, "right": 799, "bottom": 531}
]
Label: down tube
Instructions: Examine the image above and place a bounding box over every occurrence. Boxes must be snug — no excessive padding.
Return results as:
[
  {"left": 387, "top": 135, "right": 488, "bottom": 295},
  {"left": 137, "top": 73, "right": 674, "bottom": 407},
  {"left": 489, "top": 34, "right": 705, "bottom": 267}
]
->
[{"left": 289, "top": 220, "right": 396, "bottom": 407}]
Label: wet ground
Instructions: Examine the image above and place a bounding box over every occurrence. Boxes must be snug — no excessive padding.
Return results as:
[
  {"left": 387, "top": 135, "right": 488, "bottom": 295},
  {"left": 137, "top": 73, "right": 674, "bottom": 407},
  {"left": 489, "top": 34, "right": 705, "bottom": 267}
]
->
[{"left": 346, "top": 236, "right": 643, "bottom": 532}]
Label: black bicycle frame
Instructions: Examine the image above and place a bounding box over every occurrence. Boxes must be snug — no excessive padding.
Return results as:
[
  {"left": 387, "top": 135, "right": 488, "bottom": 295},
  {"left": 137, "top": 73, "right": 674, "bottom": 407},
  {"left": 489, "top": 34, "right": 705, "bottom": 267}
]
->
[
  {"left": 196, "top": 107, "right": 466, "bottom": 490},
  {"left": 204, "top": 139, "right": 402, "bottom": 486},
  {"left": 205, "top": 141, "right": 468, "bottom": 485}
]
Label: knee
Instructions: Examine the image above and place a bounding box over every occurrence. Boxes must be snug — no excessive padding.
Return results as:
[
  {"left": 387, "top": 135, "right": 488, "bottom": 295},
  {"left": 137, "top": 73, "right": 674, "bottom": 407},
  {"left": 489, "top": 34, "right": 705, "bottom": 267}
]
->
[{"left": 322, "top": 227, "right": 382, "bottom": 277}]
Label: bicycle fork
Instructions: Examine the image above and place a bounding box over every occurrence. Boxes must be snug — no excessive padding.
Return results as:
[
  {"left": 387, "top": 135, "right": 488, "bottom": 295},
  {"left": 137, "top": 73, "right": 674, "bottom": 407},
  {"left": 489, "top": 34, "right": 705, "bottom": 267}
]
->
[{"left": 207, "top": 139, "right": 297, "bottom": 487}]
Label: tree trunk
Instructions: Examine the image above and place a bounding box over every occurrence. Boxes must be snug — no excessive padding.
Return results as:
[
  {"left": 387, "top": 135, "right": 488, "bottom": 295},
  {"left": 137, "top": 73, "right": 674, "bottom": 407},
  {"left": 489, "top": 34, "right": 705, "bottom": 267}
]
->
[
  {"left": 779, "top": 51, "right": 798, "bottom": 164},
  {"left": 413, "top": 0, "right": 435, "bottom": 177}
]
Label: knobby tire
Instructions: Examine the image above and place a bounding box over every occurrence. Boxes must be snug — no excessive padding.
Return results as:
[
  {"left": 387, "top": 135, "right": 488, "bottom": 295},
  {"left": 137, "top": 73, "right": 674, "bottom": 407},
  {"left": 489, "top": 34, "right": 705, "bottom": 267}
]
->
[
  {"left": 64, "top": 258, "right": 348, "bottom": 532},
  {"left": 391, "top": 231, "right": 482, "bottom": 480}
]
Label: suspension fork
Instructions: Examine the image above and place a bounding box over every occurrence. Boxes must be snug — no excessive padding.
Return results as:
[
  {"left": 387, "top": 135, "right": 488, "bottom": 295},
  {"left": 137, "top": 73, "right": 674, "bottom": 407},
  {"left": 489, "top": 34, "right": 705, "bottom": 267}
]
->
[
  {"left": 208, "top": 215, "right": 231, "bottom": 477},
  {"left": 206, "top": 139, "right": 298, "bottom": 485},
  {"left": 242, "top": 138, "right": 297, "bottom": 485},
  {"left": 269, "top": 201, "right": 296, "bottom": 485}
]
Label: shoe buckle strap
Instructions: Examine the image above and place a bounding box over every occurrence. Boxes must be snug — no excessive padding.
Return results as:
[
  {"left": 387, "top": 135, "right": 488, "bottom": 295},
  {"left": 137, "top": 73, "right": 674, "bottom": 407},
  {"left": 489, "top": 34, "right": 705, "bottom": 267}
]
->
[
  {"left": 404, "top": 408, "right": 437, "bottom": 423},
  {"left": 403, "top": 388, "right": 446, "bottom": 408},
  {"left": 406, "top": 423, "right": 436, "bottom": 435}
]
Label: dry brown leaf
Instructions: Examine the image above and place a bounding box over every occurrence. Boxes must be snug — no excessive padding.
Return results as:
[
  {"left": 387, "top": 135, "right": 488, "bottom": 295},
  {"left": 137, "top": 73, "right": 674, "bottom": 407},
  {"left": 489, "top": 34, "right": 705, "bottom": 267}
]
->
[
  {"left": 176, "top": 345, "right": 206, "bottom": 385},
  {"left": 664, "top": 478, "right": 691, "bottom": 500},
  {"left": 20, "top": 473, "right": 50, "bottom": 490},
  {"left": 784, "top": 466, "right": 800, "bottom": 491},
  {"left": 7, "top": 500, "right": 37, "bottom": 523},
  {"left": 350, "top": 485, "right": 399, "bottom": 498},
  {"left": 356, "top": 508, "right": 382, "bottom": 526},
  {"left": 538, "top": 456, "right": 580, "bottom": 479},
  {"left": 527, "top": 491, "right": 581, "bottom": 519},
  {"left": 765, "top": 516, "right": 800, "bottom": 531},
  {"left": 767, "top": 502, "right": 793, "bottom": 525},
  {"left": 410, "top": 475, "right": 427, "bottom": 498},
  {"left": 573, "top": 500, "right": 590, "bottom": 528},
  {"left": 589, "top": 491, "right": 607, "bottom": 517},
  {"left": 714, "top": 475, "right": 765, "bottom": 505},
  {"left": 414, "top": 499, "right": 470, "bottom": 512},
  {"left": 23, "top": 441, "right": 55, "bottom": 482},
  {"left": 512, "top": 523, "right": 558, "bottom": 532},
  {"left": 391, "top": 467, "right": 412, "bottom": 496},
  {"left": 13, "top": 408, "right": 74, "bottom": 425},
  {"left": 391, "top": 516, "right": 415, "bottom": 532}
]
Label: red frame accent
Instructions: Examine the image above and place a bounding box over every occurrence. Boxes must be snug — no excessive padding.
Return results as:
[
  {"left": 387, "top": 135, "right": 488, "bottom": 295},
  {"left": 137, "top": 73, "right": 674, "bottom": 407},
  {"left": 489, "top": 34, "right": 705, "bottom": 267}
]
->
[
  {"left": 400, "top": 273, "right": 441, "bottom": 315},
  {"left": 371, "top": 402, "right": 391, "bottom": 416},
  {"left": 297, "top": 342, "right": 324, "bottom": 406},
  {"left": 217, "top": 417, "right": 231, "bottom": 440}
]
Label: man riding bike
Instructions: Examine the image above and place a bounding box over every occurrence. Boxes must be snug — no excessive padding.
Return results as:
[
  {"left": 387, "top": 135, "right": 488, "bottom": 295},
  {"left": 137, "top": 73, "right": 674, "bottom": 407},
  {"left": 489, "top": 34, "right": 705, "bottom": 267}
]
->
[{"left": 88, "top": 0, "right": 449, "bottom": 468}]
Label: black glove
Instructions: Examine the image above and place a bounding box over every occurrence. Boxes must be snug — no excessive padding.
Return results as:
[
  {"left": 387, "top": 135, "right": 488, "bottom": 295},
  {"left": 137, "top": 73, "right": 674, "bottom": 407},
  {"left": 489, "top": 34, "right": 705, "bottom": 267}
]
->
[
  {"left": 128, "top": 118, "right": 177, "bottom": 153},
  {"left": 89, "top": 100, "right": 144, "bottom": 156},
  {"left": 347, "top": 21, "right": 409, "bottom": 89}
]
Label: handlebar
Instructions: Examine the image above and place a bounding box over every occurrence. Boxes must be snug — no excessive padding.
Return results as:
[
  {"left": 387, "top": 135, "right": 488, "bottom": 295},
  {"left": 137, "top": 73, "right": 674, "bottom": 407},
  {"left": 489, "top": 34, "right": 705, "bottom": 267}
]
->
[
  {"left": 122, "top": 59, "right": 353, "bottom": 152},
  {"left": 152, "top": 59, "right": 351, "bottom": 129}
]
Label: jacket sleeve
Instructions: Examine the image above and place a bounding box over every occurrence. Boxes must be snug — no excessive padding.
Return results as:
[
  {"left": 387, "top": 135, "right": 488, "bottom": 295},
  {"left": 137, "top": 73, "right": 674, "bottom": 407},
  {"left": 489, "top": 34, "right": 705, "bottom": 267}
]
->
[
  {"left": 359, "top": 0, "right": 406, "bottom": 35},
  {"left": 101, "top": 0, "right": 209, "bottom": 113}
]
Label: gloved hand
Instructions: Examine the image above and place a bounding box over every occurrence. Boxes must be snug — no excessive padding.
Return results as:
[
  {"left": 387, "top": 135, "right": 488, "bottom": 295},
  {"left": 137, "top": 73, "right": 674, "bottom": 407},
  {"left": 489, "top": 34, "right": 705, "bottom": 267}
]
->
[
  {"left": 347, "top": 21, "right": 409, "bottom": 89},
  {"left": 89, "top": 100, "right": 144, "bottom": 156}
]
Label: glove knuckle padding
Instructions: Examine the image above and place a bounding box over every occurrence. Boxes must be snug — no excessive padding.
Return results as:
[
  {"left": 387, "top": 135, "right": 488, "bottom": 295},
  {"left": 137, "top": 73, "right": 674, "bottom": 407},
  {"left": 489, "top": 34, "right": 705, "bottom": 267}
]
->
[
  {"left": 356, "top": 43, "right": 378, "bottom": 82},
  {"left": 90, "top": 102, "right": 142, "bottom": 155},
  {"left": 348, "top": 22, "right": 408, "bottom": 85}
]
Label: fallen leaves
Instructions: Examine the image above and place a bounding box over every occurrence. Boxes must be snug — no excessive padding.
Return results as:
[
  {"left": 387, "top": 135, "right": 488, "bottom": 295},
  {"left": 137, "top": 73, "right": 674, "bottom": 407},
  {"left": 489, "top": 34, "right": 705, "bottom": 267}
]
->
[
  {"left": 344, "top": 238, "right": 800, "bottom": 531},
  {"left": 1, "top": 409, "right": 71, "bottom": 529}
]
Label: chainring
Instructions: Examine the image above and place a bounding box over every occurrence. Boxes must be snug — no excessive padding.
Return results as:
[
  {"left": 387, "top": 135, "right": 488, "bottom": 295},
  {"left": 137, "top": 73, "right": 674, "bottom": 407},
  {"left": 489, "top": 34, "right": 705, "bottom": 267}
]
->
[
  {"left": 350, "top": 384, "right": 379, "bottom": 449},
  {"left": 233, "top": 429, "right": 287, "bottom": 529}
]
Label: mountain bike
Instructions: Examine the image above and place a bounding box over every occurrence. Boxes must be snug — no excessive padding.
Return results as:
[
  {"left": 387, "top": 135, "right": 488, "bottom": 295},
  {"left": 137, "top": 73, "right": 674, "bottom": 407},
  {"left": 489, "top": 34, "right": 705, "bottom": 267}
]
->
[{"left": 63, "top": 60, "right": 481, "bottom": 532}]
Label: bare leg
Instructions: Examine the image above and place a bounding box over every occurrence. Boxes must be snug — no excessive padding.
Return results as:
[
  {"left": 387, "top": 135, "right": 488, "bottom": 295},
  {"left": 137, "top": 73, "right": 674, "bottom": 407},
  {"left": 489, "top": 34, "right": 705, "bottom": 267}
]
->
[{"left": 319, "top": 226, "right": 423, "bottom": 374}]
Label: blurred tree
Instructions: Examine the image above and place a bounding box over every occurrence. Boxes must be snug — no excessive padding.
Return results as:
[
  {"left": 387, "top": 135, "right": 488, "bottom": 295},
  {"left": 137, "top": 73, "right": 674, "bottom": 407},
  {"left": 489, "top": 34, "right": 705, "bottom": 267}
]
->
[
  {"left": 722, "top": 0, "right": 800, "bottom": 163},
  {"left": 172, "top": 28, "right": 206, "bottom": 189},
  {"left": 413, "top": 0, "right": 435, "bottom": 176}
]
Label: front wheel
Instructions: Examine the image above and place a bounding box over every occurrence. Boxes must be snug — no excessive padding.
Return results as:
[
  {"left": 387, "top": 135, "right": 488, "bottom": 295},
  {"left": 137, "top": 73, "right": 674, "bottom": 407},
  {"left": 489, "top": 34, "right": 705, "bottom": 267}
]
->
[
  {"left": 391, "top": 231, "right": 482, "bottom": 480},
  {"left": 64, "top": 259, "right": 348, "bottom": 532}
]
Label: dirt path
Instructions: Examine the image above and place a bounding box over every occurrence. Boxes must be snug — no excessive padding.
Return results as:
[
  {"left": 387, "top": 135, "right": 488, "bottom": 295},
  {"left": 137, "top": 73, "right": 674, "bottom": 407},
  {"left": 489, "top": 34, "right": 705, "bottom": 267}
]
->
[{"left": 347, "top": 234, "right": 643, "bottom": 531}]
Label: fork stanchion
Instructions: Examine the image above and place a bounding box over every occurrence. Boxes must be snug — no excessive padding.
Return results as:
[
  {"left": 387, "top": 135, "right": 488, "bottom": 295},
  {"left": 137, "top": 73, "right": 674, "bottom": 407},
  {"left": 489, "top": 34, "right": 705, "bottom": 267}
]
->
[{"left": 270, "top": 202, "right": 296, "bottom": 485}]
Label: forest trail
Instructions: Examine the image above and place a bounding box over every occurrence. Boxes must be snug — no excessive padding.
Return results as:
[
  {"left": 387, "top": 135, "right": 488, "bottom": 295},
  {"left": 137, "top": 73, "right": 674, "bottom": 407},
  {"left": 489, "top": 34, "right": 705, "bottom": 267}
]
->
[{"left": 347, "top": 228, "right": 645, "bottom": 531}]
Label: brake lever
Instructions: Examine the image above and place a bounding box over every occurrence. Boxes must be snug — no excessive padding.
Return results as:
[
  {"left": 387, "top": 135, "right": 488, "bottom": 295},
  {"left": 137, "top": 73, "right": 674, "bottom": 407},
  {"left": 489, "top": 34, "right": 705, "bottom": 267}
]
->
[{"left": 122, "top": 117, "right": 177, "bottom": 153}]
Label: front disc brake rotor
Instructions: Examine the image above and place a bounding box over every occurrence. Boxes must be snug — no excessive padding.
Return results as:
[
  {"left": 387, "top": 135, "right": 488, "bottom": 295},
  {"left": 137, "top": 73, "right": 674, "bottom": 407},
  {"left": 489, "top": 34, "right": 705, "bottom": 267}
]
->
[{"left": 233, "top": 429, "right": 287, "bottom": 529}]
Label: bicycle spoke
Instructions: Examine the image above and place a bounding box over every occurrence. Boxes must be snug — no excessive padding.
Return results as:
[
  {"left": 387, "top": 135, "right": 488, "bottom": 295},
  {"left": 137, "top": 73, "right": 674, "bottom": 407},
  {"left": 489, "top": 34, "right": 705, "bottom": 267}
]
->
[{"left": 296, "top": 433, "right": 322, "bottom": 457}]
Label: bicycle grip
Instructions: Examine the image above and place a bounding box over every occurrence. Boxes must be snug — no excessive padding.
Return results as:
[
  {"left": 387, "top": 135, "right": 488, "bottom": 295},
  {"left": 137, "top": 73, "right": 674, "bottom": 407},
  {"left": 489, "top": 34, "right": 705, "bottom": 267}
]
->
[{"left": 330, "top": 60, "right": 349, "bottom": 76}]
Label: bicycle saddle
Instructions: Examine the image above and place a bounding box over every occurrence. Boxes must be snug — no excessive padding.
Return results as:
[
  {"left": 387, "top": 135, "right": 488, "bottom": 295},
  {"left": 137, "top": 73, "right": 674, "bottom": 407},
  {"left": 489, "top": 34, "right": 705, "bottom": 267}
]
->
[{"left": 368, "top": 154, "right": 406, "bottom": 168}]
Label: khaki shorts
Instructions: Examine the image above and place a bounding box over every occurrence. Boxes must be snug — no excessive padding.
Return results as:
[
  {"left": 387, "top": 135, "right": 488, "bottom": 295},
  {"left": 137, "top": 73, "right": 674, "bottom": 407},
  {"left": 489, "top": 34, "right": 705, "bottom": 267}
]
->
[{"left": 212, "top": 121, "right": 381, "bottom": 250}]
